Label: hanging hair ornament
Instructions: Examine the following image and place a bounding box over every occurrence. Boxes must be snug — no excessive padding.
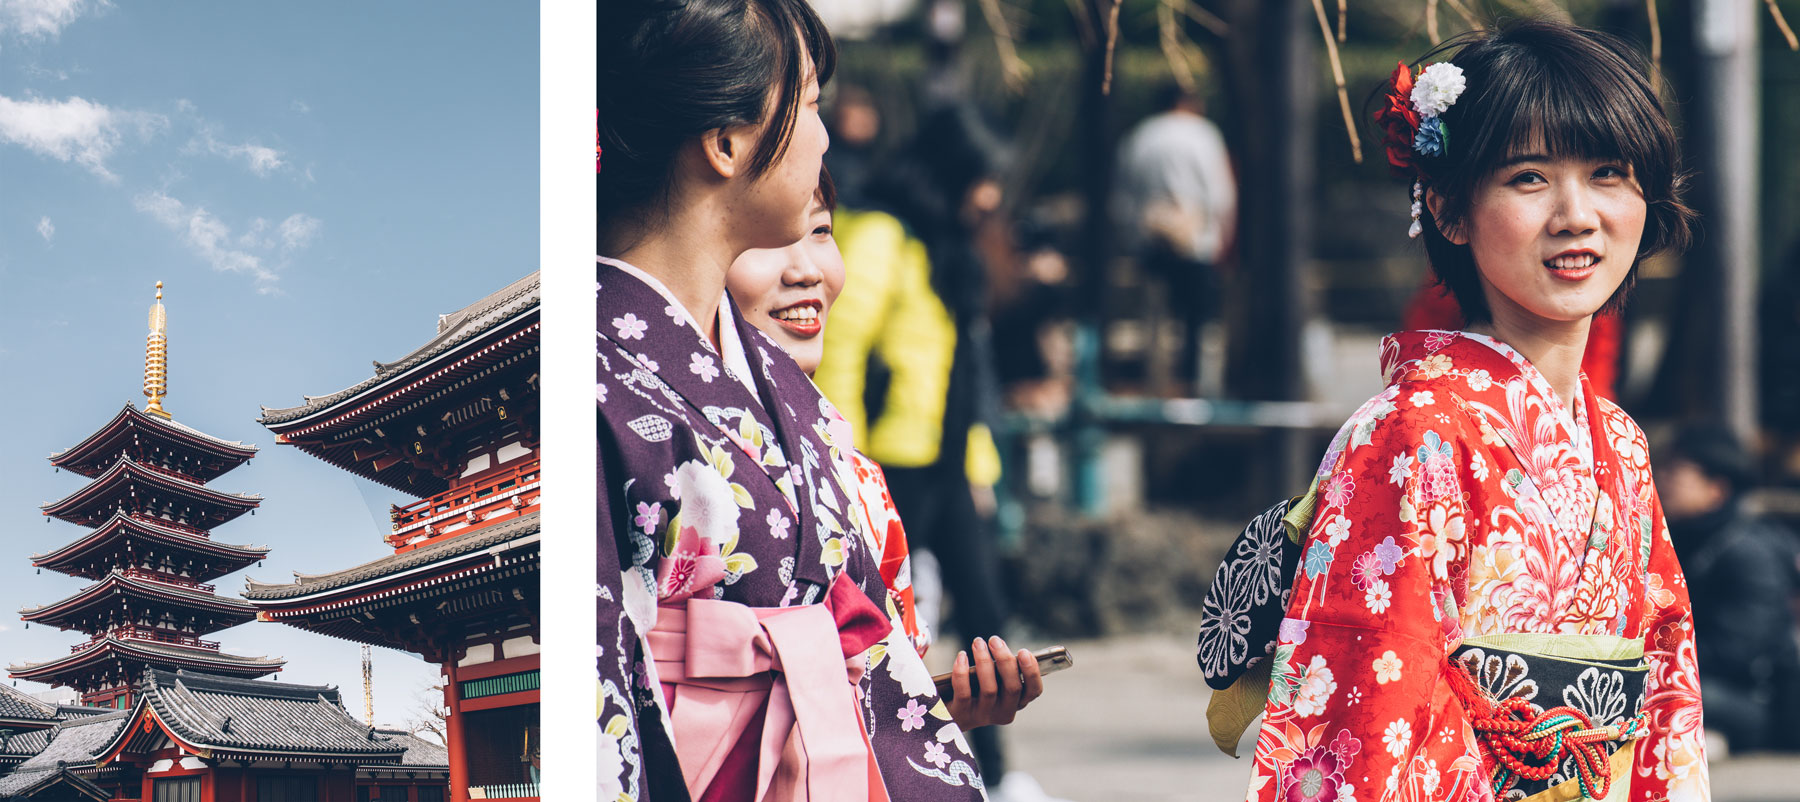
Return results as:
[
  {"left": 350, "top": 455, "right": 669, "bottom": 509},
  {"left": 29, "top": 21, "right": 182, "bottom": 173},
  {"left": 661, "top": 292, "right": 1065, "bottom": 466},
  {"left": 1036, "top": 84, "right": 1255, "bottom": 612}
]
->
[
  {"left": 1374, "top": 60, "right": 1466, "bottom": 237},
  {"left": 1409, "top": 181, "right": 1425, "bottom": 239}
]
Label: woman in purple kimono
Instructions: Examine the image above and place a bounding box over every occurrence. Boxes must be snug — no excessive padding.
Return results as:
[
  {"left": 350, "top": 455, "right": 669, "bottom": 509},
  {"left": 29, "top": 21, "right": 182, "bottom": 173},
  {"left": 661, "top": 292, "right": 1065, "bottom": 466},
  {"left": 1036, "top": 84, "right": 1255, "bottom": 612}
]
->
[{"left": 599, "top": 4, "right": 994, "bottom": 799}]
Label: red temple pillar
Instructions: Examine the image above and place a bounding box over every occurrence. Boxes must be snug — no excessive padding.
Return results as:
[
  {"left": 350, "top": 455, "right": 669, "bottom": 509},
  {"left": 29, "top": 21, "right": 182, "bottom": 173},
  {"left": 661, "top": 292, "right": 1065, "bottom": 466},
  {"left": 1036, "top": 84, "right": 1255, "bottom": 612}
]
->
[{"left": 445, "top": 660, "right": 470, "bottom": 802}]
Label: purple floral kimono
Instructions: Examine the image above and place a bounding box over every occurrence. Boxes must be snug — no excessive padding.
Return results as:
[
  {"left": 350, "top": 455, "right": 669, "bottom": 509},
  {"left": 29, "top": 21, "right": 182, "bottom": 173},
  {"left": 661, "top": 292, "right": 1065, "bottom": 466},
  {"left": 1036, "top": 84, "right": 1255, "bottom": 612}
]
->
[{"left": 598, "top": 261, "right": 987, "bottom": 801}]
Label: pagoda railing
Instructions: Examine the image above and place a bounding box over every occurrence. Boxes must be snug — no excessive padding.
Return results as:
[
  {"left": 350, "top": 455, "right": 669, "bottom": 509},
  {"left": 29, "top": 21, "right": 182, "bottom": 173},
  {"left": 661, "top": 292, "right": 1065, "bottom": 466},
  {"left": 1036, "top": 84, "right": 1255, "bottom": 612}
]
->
[
  {"left": 389, "top": 459, "right": 540, "bottom": 548},
  {"left": 73, "top": 626, "right": 220, "bottom": 653},
  {"left": 120, "top": 567, "right": 214, "bottom": 594},
  {"left": 131, "top": 460, "right": 205, "bottom": 486},
  {"left": 125, "top": 513, "right": 212, "bottom": 539},
  {"left": 80, "top": 684, "right": 130, "bottom": 708}
]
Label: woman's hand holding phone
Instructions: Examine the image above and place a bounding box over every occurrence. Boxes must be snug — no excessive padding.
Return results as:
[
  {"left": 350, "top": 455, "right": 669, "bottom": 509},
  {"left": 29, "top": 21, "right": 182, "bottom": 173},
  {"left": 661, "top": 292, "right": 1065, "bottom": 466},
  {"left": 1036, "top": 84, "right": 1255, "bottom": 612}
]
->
[{"left": 943, "top": 636, "right": 1044, "bottom": 729}]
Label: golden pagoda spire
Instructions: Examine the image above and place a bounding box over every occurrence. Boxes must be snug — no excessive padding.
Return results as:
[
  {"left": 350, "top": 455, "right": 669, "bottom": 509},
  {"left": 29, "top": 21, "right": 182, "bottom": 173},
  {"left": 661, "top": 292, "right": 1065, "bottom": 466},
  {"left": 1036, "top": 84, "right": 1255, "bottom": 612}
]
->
[{"left": 144, "top": 281, "right": 170, "bottom": 419}]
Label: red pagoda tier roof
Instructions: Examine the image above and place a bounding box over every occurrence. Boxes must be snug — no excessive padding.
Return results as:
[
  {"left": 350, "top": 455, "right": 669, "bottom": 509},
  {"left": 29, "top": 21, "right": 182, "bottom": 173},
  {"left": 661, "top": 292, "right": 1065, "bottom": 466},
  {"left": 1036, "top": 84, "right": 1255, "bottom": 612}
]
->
[
  {"left": 50, "top": 403, "right": 256, "bottom": 482},
  {"left": 32, "top": 511, "right": 268, "bottom": 583},
  {"left": 41, "top": 456, "right": 260, "bottom": 530},
  {"left": 20, "top": 569, "right": 258, "bottom": 633},
  {"left": 258, "top": 272, "right": 539, "bottom": 493},
  {"left": 7, "top": 635, "right": 282, "bottom": 686}
]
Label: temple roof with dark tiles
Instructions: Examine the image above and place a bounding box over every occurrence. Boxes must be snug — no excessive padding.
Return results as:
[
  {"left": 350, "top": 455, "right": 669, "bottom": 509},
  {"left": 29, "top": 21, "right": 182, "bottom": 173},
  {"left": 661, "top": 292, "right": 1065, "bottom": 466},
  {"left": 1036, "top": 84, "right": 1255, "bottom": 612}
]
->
[
  {"left": 260, "top": 272, "right": 539, "bottom": 425},
  {"left": 137, "top": 670, "right": 403, "bottom": 758},
  {"left": 371, "top": 729, "right": 449, "bottom": 768},
  {"left": 0, "top": 764, "right": 110, "bottom": 800},
  {"left": 0, "top": 729, "right": 51, "bottom": 762},
  {"left": 0, "top": 685, "right": 59, "bottom": 724},
  {"left": 7, "top": 711, "right": 128, "bottom": 773},
  {"left": 243, "top": 512, "right": 539, "bottom": 601}
]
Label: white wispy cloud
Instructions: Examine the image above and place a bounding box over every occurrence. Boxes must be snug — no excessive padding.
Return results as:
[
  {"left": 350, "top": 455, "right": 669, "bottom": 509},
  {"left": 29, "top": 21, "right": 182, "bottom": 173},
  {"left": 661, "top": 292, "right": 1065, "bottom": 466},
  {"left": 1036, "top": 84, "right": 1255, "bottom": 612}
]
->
[
  {"left": 0, "top": 93, "right": 163, "bottom": 180},
  {"left": 278, "top": 213, "right": 319, "bottom": 250},
  {"left": 237, "top": 217, "right": 271, "bottom": 249},
  {"left": 23, "top": 63, "right": 71, "bottom": 81},
  {"left": 290, "top": 100, "right": 310, "bottom": 114},
  {"left": 185, "top": 121, "right": 288, "bottom": 177},
  {"left": 36, "top": 215, "right": 53, "bottom": 241},
  {"left": 134, "top": 191, "right": 319, "bottom": 293},
  {"left": 0, "top": 0, "right": 105, "bottom": 38}
]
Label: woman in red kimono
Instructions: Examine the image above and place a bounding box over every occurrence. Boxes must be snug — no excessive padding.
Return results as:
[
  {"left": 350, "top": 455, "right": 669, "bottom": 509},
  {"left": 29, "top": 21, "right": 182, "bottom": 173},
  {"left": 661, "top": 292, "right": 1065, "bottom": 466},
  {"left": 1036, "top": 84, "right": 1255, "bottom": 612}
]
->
[{"left": 1245, "top": 21, "right": 1706, "bottom": 802}]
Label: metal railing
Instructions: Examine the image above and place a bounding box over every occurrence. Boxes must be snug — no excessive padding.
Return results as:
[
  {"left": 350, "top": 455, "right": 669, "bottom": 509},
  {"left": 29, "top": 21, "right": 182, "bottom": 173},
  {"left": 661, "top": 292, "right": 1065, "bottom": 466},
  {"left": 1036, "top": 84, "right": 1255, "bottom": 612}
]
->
[
  {"left": 73, "top": 626, "right": 219, "bottom": 653},
  {"left": 388, "top": 459, "right": 540, "bottom": 548},
  {"left": 120, "top": 567, "right": 214, "bottom": 593},
  {"left": 468, "top": 783, "right": 538, "bottom": 800},
  {"left": 132, "top": 459, "right": 204, "bottom": 485},
  {"left": 125, "top": 513, "right": 211, "bottom": 539}
]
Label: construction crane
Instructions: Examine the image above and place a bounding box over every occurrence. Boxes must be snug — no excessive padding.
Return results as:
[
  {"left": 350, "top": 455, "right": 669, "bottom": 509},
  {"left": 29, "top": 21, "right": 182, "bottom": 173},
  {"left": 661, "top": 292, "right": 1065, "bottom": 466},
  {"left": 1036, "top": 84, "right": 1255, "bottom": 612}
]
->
[{"left": 362, "top": 645, "right": 374, "bottom": 725}]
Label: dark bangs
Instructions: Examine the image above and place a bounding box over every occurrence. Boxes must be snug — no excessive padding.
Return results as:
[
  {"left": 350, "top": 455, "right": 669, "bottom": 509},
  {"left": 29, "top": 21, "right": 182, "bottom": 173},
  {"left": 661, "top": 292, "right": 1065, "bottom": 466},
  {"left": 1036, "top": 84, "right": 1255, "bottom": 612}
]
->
[
  {"left": 1409, "top": 19, "right": 1694, "bottom": 323},
  {"left": 746, "top": 0, "right": 837, "bottom": 179},
  {"left": 598, "top": 0, "right": 836, "bottom": 227}
]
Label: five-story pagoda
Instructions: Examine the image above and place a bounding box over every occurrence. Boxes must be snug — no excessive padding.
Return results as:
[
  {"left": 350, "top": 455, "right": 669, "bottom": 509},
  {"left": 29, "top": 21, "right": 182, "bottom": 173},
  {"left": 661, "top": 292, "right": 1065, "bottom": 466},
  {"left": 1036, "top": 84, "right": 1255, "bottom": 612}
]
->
[{"left": 10, "top": 284, "right": 282, "bottom": 709}]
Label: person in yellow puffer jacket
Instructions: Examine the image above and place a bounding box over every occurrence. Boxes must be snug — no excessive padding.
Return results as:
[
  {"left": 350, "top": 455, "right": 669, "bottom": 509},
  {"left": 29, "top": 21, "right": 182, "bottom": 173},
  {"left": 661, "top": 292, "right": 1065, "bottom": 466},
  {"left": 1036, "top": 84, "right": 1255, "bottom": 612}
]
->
[
  {"left": 813, "top": 204, "right": 1019, "bottom": 789},
  {"left": 814, "top": 207, "right": 1003, "bottom": 486}
]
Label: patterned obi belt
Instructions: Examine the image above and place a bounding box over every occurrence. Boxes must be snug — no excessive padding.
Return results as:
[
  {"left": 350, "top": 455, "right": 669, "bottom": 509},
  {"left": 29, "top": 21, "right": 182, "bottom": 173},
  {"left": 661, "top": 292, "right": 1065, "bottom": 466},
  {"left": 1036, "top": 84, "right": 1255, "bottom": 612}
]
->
[
  {"left": 649, "top": 572, "right": 893, "bottom": 802},
  {"left": 1447, "top": 634, "right": 1651, "bottom": 802}
]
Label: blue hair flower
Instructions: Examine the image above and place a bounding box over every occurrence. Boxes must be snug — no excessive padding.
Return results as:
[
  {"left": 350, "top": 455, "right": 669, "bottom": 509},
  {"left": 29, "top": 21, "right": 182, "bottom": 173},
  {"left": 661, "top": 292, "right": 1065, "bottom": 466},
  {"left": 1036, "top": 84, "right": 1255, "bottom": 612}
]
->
[{"left": 1413, "top": 116, "right": 1447, "bottom": 157}]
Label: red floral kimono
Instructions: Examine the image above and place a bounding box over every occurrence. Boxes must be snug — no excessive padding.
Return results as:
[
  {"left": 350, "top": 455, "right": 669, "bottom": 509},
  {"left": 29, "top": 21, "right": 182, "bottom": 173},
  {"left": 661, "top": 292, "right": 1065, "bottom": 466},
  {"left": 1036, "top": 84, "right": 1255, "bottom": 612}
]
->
[
  {"left": 1246, "top": 331, "right": 1707, "bottom": 802},
  {"left": 848, "top": 452, "right": 926, "bottom": 654}
]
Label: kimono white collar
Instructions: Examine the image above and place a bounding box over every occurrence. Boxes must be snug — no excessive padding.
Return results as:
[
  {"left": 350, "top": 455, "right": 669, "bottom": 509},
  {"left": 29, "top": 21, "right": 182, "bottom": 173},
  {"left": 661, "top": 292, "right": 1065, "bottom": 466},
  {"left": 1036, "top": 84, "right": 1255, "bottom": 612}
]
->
[
  {"left": 597, "top": 256, "right": 758, "bottom": 400},
  {"left": 1454, "top": 330, "right": 1594, "bottom": 472}
]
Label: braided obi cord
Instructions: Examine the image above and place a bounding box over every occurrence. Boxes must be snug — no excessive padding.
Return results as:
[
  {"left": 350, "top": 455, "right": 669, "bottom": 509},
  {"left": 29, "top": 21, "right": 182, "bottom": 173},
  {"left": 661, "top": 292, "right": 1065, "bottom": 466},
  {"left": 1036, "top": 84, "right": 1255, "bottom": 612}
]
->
[{"left": 1444, "top": 655, "right": 1650, "bottom": 799}]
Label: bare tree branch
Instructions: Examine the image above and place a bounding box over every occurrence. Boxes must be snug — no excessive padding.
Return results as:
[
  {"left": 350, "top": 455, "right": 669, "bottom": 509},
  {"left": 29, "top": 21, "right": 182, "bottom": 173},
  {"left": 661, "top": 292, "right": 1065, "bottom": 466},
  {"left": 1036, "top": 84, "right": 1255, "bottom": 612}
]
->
[
  {"left": 1181, "top": 0, "right": 1230, "bottom": 36},
  {"left": 1315, "top": 0, "right": 1364, "bottom": 163},
  {"left": 1066, "top": 0, "right": 1097, "bottom": 48},
  {"left": 1529, "top": 0, "right": 1573, "bottom": 24},
  {"left": 1427, "top": 0, "right": 1441, "bottom": 44},
  {"left": 1159, "top": 0, "right": 1198, "bottom": 93},
  {"left": 406, "top": 675, "right": 449, "bottom": 747},
  {"left": 978, "top": 0, "right": 1033, "bottom": 92},
  {"left": 1102, "top": 0, "right": 1124, "bottom": 95},
  {"left": 1440, "top": 0, "right": 1482, "bottom": 31},
  {"left": 1646, "top": 0, "right": 1664, "bottom": 95},
  {"left": 1767, "top": 0, "right": 1800, "bottom": 51}
]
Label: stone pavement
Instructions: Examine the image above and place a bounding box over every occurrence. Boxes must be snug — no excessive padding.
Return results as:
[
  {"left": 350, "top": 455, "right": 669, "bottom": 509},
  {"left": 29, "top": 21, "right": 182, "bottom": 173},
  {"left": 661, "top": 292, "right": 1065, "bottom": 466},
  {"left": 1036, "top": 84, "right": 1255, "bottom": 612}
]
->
[{"left": 979, "top": 633, "right": 1800, "bottom": 802}]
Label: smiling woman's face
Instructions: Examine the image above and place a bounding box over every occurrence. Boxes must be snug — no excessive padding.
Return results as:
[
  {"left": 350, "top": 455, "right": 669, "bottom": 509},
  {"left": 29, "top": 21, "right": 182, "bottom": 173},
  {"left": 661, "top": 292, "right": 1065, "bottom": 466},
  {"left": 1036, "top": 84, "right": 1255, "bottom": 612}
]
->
[
  {"left": 727, "top": 197, "right": 844, "bottom": 374},
  {"left": 1450, "top": 153, "right": 1648, "bottom": 327}
]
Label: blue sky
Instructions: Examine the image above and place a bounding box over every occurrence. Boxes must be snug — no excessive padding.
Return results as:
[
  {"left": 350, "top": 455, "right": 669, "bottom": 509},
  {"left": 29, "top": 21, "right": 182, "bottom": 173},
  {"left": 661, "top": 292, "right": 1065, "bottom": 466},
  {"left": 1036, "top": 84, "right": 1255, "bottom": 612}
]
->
[{"left": 0, "top": 2, "right": 537, "bottom": 728}]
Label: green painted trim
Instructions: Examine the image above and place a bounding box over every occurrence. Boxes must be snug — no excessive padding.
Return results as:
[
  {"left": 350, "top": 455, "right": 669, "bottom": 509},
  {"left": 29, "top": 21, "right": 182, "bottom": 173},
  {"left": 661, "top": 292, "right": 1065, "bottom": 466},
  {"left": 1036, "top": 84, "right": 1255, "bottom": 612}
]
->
[
  {"left": 1458, "top": 633, "right": 1646, "bottom": 671},
  {"left": 460, "top": 670, "right": 540, "bottom": 700}
]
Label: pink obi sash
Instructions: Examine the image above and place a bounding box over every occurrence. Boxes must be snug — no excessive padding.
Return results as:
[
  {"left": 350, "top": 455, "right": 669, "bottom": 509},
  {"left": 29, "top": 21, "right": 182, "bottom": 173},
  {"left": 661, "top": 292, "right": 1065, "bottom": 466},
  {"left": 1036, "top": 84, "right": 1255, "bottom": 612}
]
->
[{"left": 649, "top": 572, "right": 893, "bottom": 802}]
